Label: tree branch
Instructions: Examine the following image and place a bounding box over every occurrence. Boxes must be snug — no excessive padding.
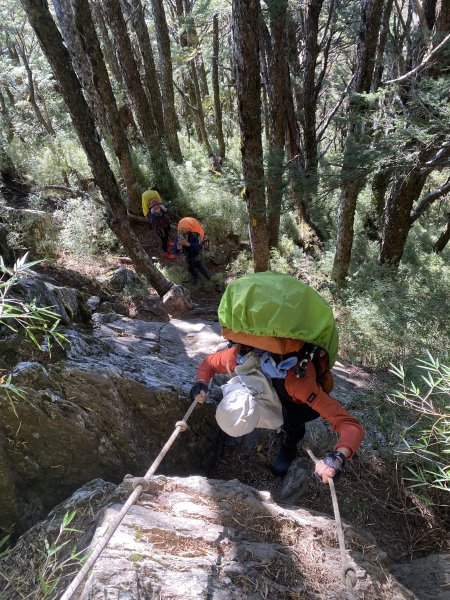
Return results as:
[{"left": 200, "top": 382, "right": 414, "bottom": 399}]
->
[
  {"left": 316, "top": 73, "right": 355, "bottom": 141},
  {"left": 383, "top": 33, "right": 450, "bottom": 85},
  {"left": 410, "top": 178, "right": 450, "bottom": 224}
]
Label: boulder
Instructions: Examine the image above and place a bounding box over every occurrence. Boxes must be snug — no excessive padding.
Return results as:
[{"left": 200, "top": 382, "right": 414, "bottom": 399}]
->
[
  {"left": 107, "top": 267, "right": 142, "bottom": 292},
  {"left": 0, "top": 315, "right": 226, "bottom": 534},
  {"left": 162, "top": 283, "right": 193, "bottom": 315},
  {"left": 0, "top": 476, "right": 418, "bottom": 600},
  {"left": 390, "top": 554, "right": 450, "bottom": 600}
]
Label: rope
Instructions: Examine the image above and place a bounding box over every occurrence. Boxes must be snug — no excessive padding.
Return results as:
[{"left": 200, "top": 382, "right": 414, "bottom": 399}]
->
[
  {"left": 304, "top": 446, "right": 356, "bottom": 597},
  {"left": 60, "top": 398, "right": 200, "bottom": 600}
]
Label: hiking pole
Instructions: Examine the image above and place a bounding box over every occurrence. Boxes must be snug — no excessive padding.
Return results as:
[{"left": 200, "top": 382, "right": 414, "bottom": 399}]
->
[
  {"left": 60, "top": 395, "right": 202, "bottom": 600},
  {"left": 304, "top": 445, "right": 356, "bottom": 597}
]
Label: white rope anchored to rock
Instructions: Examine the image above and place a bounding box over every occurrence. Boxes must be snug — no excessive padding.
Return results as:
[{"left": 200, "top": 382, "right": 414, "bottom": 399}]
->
[
  {"left": 60, "top": 397, "right": 200, "bottom": 600},
  {"left": 304, "top": 445, "right": 356, "bottom": 598}
]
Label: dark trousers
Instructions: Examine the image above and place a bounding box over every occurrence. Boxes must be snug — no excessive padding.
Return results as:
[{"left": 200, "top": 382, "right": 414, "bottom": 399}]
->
[
  {"left": 157, "top": 225, "right": 171, "bottom": 252},
  {"left": 186, "top": 254, "right": 211, "bottom": 282},
  {"left": 272, "top": 378, "right": 320, "bottom": 446}
]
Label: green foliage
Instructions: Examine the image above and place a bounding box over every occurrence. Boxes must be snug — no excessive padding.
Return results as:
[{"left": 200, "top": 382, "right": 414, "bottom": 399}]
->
[
  {"left": 227, "top": 249, "right": 253, "bottom": 279},
  {"left": 0, "top": 534, "right": 11, "bottom": 559},
  {"left": 326, "top": 258, "right": 450, "bottom": 369},
  {"left": 171, "top": 136, "right": 248, "bottom": 242},
  {"left": 37, "top": 511, "right": 85, "bottom": 598},
  {"left": 55, "top": 195, "right": 119, "bottom": 257},
  {"left": 0, "top": 254, "right": 67, "bottom": 415},
  {"left": 1, "top": 200, "right": 59, "bottom": 260},
  {"left": 390, "top": 354, "right": 450, "bottom": 498}
]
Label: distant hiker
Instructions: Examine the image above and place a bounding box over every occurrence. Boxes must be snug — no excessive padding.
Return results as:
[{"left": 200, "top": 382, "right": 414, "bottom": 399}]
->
[
  {"left": 176, "top": 217, "right": 220, "bottom": 290},
  {"left": 142, "top": 189, "right": 176, "bottom": 259},
  {"left": 190, "top": 272, "right": 365, "bottom": 483}
]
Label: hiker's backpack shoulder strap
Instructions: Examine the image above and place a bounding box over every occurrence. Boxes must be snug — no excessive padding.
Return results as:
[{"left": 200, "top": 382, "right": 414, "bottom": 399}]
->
[{"left": 293, "top": 344, "right": 334, "bottom": 393}]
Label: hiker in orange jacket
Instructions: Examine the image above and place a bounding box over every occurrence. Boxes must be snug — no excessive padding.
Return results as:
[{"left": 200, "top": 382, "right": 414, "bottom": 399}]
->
[{"left": 190, "top": 343, "right": 364, "bottom": 483}]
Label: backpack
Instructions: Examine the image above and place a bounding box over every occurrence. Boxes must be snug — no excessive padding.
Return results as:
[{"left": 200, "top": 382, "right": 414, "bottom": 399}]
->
[{"left": 219, "top": 272, "right": 338, "bottom": 393}]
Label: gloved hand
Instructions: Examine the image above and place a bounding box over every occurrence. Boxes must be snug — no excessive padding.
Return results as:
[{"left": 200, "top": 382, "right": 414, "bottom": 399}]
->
[
  {"left": 315, "top": 450, "right": 346, "bottom": 484},
  {"left": 323, "top": 450, "right": 346, "bottom": 473},
  {"left": 190, "top": 381, "right": 209, "bottom": 402}
]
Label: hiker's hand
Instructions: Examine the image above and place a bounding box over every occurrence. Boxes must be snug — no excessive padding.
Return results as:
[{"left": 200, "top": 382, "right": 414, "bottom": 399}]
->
[
  {"left": 315, "top": 460, "right": 336, "bottom": 484},
  {"left": 190, "top": 381, "right": 208, "bottom": 403},
  {"left": 315, "top": 451, "right": 346, "bottom": 484}
]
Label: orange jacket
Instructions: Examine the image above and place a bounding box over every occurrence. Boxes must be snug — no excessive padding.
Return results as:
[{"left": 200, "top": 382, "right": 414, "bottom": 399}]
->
[{"left": 196, "top": 346, "right": 364, "bottom": 457}]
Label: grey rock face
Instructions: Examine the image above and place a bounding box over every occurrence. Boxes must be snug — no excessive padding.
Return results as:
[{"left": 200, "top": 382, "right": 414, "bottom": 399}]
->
[
  {"left": 390, "top": 554, "right": 450, "bottom": 600},
  {"left": 107, "top": 267, "right": 142, "bottom": 292},
  {"left": 0, "top": 314, "right": 225, "bottom": 534},
  {"left": 0, "top": 476, "right": 418, "bottom": 600},
  {"left": 8, "top": 274, "right": 91, "bottom": 325}
]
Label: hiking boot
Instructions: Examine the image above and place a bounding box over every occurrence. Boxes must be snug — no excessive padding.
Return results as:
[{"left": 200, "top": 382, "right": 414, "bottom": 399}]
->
[
  {"left": 163, "top": 251, "right": 176, "bottom": 259},
  {"left": 271, "top": 443, "right": 297, "bottom": 476}
]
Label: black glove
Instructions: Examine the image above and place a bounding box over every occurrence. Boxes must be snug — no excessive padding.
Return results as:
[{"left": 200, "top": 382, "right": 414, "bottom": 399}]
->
[
  {"left": 190, "top": 381, "right": 209, "bottom": 401},
  {"left": 322, "top": 450, "right": 346, "bottom": 475}
]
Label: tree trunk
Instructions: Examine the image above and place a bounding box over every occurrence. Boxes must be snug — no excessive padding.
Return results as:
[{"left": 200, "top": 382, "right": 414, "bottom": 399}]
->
[
  {"left": 433, "top": 212, "right": 450, "bottom": 253},
  {"left": 371, "top": 0, "right": 394, "bottom": 90},
  {"left": 189, "top": 60, "right": 213, "bottom": 156},
  {"left": 124, "top": 0, "right": 166, "bottom": 140},
  {"left": 53, "top": 0, "right": 110, "bottom": 138},
  {"left": 435, "top": 0, "right": 450, "bottom": 31},
  {"left": 150, "top": 0, "right": 183, "bottom": 162},
  {"left": 285, "top": 9, "right": 323, "bottom": 244},
  {"left": 371, "top": 168, "right": 393, "bottom": 225},
  {"left": 379, "top": 170, "right": 428, "bottom": 265},
  {"left": 103, "top": 0, "right": 177, "bottom": 200},
  {"left": 380, "top": 138, "right": 450, "bottom": 265},
  {"left": 302, "top": 0, "right": 323, "bottom": 200},
  {"left": 175, "top": 0, "right": 213, "bottom": 156},
  {"left": 232, "top": 0, "right": 269, "bottom": 272},
  {"left": 331, "top": 0, "right": 384, "bottom": 285},
  {"left": 61, "top": 0, "right": 143, "bottom": 215},
  {"left": 183, "top": 0, "right": 209, "bottom": 98},
  {"left": 264, "top": 0, "right": 288, "bottom": 250},
  {"left": 22, "top": 0, "right": 173, "bottom": 296},
  {"left": 379, "top": 9, "right": 450, "bottom": 267},
  {"left": 0, "top": 144, "right": 16, "bottom": 177},
  {"left": 0, "top": 87, "right": 14, "bottom": 144},
  {"left": 212, "top": 14, "right": 225, "bottom": 158},
  {"left": 91, "top": 0, "right": 127, "bottom": 92}
]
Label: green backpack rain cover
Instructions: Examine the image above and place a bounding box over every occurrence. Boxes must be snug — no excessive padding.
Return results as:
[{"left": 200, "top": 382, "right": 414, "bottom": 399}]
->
[{"left": 218, "top": 271, "right": 339, "bottom": 366}]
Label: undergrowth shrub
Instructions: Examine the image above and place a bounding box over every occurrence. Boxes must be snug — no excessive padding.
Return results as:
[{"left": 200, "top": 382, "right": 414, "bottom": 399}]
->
[
  {"left": 171, "top": 136, "right": 247, "bottom": 243},
  {"left": 10, "top": 131, "right": 90, "bottom": 187},
  {"left": 55, "top": 195, "right": 119, "bottom": 257},
  {"left": 317, "top": 249, "right": 449, "bottom": 369},
  {"left": 389, "top": 354, "right": 450, "bottom": 502}
]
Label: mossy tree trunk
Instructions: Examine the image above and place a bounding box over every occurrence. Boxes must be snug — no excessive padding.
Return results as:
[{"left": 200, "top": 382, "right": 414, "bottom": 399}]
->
[
  {"left": 103, "top": 0, "right": 178, "bottom": 200},
  {"left": 263, "top": 0, "right": 288, "bottom": 250},
  {"left": 55, "top": 0, "right": 143, "bottom": 215},
  {"left": 124, "top": 0, "right": 166, "bottom": 139},
  {"left": 331, "top": 0, "right": 384, "bottom": 285},
  {"left": 150, "top": 0, "right": 183, "bottom": 163},
  {"left": 212, "top": 14, "right": 225, "bottom": 159},
  {"left": 232, "top": 0, "right": 269, "bottom": 272},
  {"left": 22, "top": 0, "right": 172, "bottom": 296}
]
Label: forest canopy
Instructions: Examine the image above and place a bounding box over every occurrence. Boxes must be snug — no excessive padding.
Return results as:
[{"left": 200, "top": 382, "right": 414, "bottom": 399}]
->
[{"left": 0, "top": 0, "right": 448, "bottom": 368}]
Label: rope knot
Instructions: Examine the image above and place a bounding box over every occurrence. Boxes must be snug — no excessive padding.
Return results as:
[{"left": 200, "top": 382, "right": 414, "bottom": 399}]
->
[{"left": 176, "top": 420, "right": 188, "bottom": 431}]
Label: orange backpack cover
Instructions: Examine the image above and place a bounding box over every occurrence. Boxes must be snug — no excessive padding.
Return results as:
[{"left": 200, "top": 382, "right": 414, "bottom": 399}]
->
[{"left": 177, "top": 217, "right": 205, "bottom": 240}]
